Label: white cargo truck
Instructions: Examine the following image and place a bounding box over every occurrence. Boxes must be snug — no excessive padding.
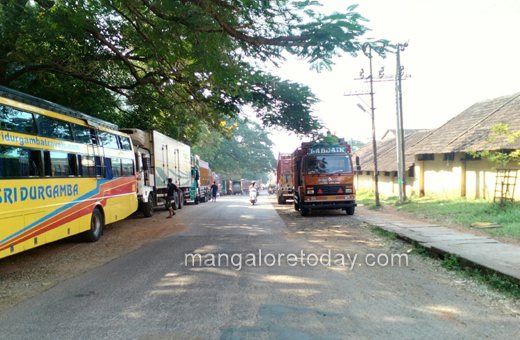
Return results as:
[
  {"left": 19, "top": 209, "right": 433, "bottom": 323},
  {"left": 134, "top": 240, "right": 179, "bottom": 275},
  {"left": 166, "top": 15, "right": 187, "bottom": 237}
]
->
[{"left": 119, "top": 129, "right": 198, "bottom": 217}]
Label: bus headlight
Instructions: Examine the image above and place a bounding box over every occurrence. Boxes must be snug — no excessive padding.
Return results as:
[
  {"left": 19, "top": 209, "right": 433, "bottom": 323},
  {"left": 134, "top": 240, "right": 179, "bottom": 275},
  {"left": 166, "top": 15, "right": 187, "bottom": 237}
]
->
[{"left": 307, "top": 187, "right": 314, "bottom": 195}]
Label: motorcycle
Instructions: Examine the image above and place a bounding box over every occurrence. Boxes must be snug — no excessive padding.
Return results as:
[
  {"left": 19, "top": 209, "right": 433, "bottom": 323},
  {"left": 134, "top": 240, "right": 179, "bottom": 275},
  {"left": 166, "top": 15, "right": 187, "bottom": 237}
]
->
[{"left": 249, "top": 187, "right": 258, "bottom": 205}]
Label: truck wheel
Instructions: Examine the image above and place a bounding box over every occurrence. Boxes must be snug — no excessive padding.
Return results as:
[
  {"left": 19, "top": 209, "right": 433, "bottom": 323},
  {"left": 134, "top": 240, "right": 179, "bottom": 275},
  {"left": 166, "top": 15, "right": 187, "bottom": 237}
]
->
[
  {"left": 294, "top": 200, "right": 299, "bottom": 211},
  {"left": 142, "top": 193, "right": 155, "bottom": 217},
  {"left": 301, "top": 207, "right": 310, "bottom": 217},
  {"left": 277, "top": 195, "right": 282, "bottom": 204},
  {"left": 281, "top": 196, "right": 286, "bottom": 204},
  {"left": 81, "top": 208, "right": 104, "bottom": 242},
  {"left": 346, "top": 206, "right": 355, "bottom": 215},
  {"left": 195, "top": 196, "right": 200, "bottom": 204}
]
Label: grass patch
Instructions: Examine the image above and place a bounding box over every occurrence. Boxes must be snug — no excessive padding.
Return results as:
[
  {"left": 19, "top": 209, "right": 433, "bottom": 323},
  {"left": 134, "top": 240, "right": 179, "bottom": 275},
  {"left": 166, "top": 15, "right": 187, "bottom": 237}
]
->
[
  {"left": 372, "top": 227, "right": 396, "bottom": 240},
  {"left": 357, "top": 189, "right": 520, "bottom": 241},
  {"left": 356, "top": 190, "right": 402, "bottom": 209},
  {"left": 440, "top": 254, "right": 520, "bottom": 298}
]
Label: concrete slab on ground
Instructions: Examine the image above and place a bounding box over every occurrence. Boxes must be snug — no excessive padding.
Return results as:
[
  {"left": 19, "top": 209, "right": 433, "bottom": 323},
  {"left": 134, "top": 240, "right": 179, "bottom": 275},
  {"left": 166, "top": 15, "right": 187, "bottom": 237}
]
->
[{"left": 357, "top": 211, "right": 520, "bottom": 283}]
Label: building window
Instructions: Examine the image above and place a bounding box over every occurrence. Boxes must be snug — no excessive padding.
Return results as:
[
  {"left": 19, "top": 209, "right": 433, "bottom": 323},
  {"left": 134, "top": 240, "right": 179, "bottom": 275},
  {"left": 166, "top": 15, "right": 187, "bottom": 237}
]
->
[
  {"left": 443, "top": 153, "right": 455, "bottom": 161},
  {"left": 384, "top": 172, "right": 390, "bottom": 176},
  {"left": 408, "top": 167, "right": 414, "bottom": 177},
  {"left": 419, "top": 154, "right": 434, "bottom": 161},
  {"left": 464, "top": 153, "right": 481, "bottom": 160}
]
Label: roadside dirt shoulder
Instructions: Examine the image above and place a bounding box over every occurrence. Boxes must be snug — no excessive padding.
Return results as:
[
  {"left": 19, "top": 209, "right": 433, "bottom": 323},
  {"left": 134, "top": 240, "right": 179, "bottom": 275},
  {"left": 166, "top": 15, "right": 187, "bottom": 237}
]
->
[
  {"left": 269, "top": 196, "right": 520, "bottom": 318},
  {"left": 0, "top": 209, "right": 185, "bottom": 313}
]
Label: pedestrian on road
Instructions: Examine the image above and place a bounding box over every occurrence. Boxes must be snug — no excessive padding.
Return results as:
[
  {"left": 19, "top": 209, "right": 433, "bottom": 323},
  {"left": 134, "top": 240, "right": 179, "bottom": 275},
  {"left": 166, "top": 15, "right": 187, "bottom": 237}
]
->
[
  {"left": 166, "top": 178, "right": 183, "bottom": 218},
  {"left": 210, "top": 181, "right": 218, "bottom": 202}
]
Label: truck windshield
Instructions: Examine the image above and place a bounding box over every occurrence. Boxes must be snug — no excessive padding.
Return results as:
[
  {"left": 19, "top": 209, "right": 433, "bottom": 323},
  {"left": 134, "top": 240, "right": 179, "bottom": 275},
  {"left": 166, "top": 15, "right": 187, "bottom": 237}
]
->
[{"left": 304, "top": 155, "right": 352, "bottom": 174}]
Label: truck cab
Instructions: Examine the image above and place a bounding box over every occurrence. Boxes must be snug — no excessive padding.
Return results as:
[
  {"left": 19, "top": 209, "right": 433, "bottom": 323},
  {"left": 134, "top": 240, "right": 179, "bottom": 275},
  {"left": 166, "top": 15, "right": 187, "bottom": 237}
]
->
[{"left": 292, "top": 140, "right": 357, "bottom": 216}]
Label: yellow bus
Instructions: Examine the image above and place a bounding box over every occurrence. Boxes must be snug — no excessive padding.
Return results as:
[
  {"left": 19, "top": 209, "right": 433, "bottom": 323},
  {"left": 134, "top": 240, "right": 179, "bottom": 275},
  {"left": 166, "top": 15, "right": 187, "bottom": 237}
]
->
[{"left": 0, "top": 86, "right": 138, "bottom": 259}]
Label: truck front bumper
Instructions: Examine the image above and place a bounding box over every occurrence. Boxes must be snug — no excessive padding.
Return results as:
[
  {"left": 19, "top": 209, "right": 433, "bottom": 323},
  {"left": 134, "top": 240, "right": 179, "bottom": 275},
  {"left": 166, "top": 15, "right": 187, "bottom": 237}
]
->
[
  {"left": 302, "top": 201, "right": 357, "bottom": 210},
  {"left": 301, "top": 195, "right": 356, "bottom": 210}
]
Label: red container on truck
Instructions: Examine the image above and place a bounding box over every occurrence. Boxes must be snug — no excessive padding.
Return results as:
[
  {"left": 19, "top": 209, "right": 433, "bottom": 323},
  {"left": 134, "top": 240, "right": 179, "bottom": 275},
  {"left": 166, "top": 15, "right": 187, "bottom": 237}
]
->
[{"left": 291, "top": 139, "right": 357, "bottom": 216}]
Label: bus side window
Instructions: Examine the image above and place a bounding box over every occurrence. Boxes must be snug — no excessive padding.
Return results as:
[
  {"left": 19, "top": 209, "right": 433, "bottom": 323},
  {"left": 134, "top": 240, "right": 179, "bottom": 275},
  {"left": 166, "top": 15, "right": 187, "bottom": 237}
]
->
[
  {"left": 95, "top": 156, "right": 103, "bottom": 177},
  {"left": 78, "top": 155, "right": 83, "bottom": 177},
  {"left": 29, "top": 150, "right": 42, "bottom": 177},
  {"left": 43, "top": 151, "right": 52, "bottom": 177},
  {"left": 112, "top": 158, "right": 122, "bottom": 177},
  {"left": 68, "top": 154, "right": 78, "bottom": 176},
  {"left": 122, "top": 158, "right": 134, "bottom": 176},
  {"left": 90, "top": 129, "right": 99, "bottom": 145},
  {"left": 72, "top": 124, "right": 93, "bottom": 144},
  {"left": 105, "top": 157, "right": 113, "bottom": 179},
  {"left": 119, "top": 136, "right": 132, "bottom": 150},
  {"left": 43, "top": 151, "right": 70, "bottom": 177},
  {"left": 79, "top": 155, "right": 96, "bottom": 177},
  {"left": 0, "top": 146, "right": 40, "bottom": 178}
]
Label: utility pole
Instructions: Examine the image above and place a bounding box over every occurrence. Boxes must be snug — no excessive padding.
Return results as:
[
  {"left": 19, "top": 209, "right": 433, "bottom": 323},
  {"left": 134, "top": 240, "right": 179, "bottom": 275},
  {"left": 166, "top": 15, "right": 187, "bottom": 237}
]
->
[
  {"left": 346, "top": 44, "right": 410, "bottom": 205},
  {"left": 395, "top": 43, "right": 408, "bottom": 203},
  {"left": 368, "top": 46, "right": 380, "bottom": 206},
  {"left": 346, "top": 45, "right": 380, "bottom": 206}
]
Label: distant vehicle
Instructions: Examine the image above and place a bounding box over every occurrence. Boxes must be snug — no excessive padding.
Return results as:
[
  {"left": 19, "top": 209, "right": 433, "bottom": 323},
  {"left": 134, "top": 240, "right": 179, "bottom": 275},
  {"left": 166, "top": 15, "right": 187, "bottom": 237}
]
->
[
  {"left": 241, "top": 179, "right": 252, "bottom": 195},
  {"left": 223, "top": 180, "right": 233, "bottom": 195},
  {"left": 232, "top": 180, "right": 242, "bottom": 195},
  {"left": 198, "top": 159, "right": 212, "bottom": 202},
  {"left": 277, "top": 153, "right": 293, "bottom": 204}
]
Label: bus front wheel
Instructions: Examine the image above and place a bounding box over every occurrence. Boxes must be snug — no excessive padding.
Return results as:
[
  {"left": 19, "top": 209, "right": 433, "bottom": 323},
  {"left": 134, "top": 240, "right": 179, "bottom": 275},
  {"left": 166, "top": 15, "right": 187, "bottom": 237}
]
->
[{"left": 82, "top": 208, "right": 104, "bottom": 242}]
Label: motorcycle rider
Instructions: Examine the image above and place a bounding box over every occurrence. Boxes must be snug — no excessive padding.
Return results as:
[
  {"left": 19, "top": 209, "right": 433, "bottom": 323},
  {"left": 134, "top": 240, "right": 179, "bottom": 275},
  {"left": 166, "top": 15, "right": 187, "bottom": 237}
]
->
[{"left": 249, "top": 181, "right": 259, "bottom": 197}]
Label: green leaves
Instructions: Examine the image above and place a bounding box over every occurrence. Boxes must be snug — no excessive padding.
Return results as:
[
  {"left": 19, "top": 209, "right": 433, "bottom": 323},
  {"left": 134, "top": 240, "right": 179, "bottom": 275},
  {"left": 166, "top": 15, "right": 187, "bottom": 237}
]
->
[
  {"left": 192, "top": 119, "right": 276, "bottom": 180},
  {"left": 0, "top": 0, "right": 389, "bottom": 143},
  {"left": 469, "top": 123, "right": 520, "bottom": 167}
]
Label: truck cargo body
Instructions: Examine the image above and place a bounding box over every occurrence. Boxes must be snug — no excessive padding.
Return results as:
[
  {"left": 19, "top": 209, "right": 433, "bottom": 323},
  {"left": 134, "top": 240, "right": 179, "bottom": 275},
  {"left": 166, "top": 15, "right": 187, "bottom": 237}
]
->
[
  {"left": 198, "top": 159, "right": 211, "bottom": 202},
  {"left": 276, "top": 153, "right": 293, "bottom": 204},
  {"left": 223, "top": 180, "right": 233, "bottom": 195},
  {"left": 120, "top": 129, "right": 199, "bottom": 216},
  {"left": 241, "top": 179, "right": 252, "bottom": 195},
  {"left": 232, "top": 180, "right": 242, "bottom": 195},
  {"left": 292, "top": 140, "right": 357, "bottom": 216}
]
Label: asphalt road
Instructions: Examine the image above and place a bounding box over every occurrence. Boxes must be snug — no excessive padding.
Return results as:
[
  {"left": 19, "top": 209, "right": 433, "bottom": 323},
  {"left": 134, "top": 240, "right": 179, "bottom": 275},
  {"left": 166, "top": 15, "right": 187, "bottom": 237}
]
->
[{"left": 1, "top": 192, "right": 519, "bottom": 340}]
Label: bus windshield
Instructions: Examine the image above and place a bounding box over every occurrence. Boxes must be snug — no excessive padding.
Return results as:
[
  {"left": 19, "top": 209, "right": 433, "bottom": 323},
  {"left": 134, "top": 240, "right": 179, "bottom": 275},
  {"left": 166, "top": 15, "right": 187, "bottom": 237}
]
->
[{"left": 304, "top": 155, "right": 352, "bottom": 174}]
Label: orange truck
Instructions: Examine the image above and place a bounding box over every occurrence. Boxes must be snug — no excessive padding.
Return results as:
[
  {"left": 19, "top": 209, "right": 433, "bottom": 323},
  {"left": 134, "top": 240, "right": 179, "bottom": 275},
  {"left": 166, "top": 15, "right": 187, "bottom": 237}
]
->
[
  {"left": 198, "top": 158, "right": 212, "bottom": 202},
  {"left": 291, "top": 139, "right": 357, "bottom": 216},
  {"left": 276, "top": 153, "right": 293, "bottom": 204}
]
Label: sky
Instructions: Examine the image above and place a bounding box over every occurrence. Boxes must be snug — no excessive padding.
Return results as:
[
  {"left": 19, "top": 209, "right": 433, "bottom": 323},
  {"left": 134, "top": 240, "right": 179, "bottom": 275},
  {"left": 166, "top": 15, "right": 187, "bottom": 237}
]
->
[{"left": 263, "top": 0, "right": 520, "bottom": 157}]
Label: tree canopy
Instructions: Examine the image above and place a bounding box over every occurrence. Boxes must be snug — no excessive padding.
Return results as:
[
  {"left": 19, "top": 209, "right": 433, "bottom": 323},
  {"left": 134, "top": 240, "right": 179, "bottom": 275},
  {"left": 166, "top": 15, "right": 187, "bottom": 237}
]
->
[
  {"left": 192, "top": 119, "right": 276, "bottom": 181},
  {"left": 0, "top": 0, "right": 390, "bottom": 143}
]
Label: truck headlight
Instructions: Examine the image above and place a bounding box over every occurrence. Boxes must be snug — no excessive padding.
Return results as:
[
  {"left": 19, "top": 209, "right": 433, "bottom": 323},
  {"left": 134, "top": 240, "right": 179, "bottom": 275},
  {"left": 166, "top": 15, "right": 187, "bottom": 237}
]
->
[
  {"left": 345, "top": 188, "right": 353, "bottom": 194},
  {"left": 307, "top": 188, "right": 314, "bottom": 195}
]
